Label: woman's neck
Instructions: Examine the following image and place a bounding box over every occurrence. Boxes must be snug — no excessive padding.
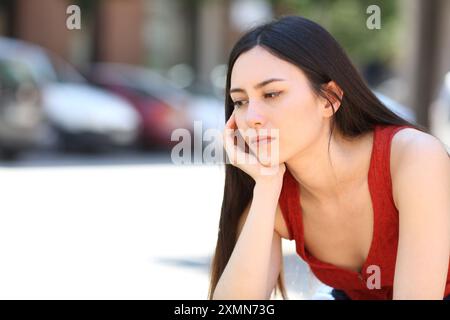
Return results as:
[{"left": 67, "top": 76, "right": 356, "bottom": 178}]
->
[{"left": 286, "top": 128, "right": 373, "bottom": 205}]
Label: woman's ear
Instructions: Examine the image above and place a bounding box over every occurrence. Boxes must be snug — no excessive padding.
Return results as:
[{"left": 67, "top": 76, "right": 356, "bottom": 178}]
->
[{"left": 322, "top": 81, "right": 344, "bottom": 116}]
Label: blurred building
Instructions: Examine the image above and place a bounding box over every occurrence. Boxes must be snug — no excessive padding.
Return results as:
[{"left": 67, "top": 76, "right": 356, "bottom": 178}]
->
[
  {"left": 398, "top": 0, "right": 450, "bottom": 127},
  {"left": 0, "top": 0, "right": 450, "bottom": 128},
  {"left": 0, "top": 0, "right": 144, "bottom": 65},
  {"left": 0, "top": 0, "right": 234, "bottom": 93}
]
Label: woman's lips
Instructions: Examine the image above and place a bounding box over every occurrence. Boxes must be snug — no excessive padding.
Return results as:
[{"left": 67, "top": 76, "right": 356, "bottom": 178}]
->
[{"left": 250, "top": 136, "right": 276, "bottom": 145}]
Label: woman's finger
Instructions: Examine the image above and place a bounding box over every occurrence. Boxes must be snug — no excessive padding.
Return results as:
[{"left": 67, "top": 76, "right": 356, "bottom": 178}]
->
[
  {"left": 224, "top": 130, "right": 260, "bottom": 169},
  {"left": 223, "top": 126, "right": 237, "bottom": 164},
  {"left": 225, "top": 111, "right": 236, "bottom": 130}
]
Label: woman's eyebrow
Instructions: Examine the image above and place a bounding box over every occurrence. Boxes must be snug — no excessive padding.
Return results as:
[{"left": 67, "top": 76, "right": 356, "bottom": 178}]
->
[{"left": 230, "top": 78, "right": 286, "bottom": 93}]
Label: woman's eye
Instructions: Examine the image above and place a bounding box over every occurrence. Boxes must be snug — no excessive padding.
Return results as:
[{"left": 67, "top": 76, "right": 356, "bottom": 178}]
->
[
  {"left": 233, "top": 100, "right": 247, "bottom": 108},
  {"left": 232, "top": 92, "right": 281, "bottom": 108},
  {"left": 264, "top": 92, "right": 281, "bottom": 99}
]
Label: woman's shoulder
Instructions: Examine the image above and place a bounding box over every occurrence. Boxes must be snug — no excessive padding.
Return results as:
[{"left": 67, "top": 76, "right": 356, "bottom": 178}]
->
[
  {"left": 390, "top": 126, "right": 449, "bottom": 207},
  {"left": 390, "top": 126, "right": 447, "bottom": 169}
]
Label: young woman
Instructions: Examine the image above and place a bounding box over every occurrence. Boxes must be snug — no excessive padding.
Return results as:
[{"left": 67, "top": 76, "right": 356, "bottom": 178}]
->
[{"left": 208, "top": 16, "right": 450, "bottom": 300}]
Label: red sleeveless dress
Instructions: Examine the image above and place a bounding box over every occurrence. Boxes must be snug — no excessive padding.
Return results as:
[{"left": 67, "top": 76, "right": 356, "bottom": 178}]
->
[{"left": 278, "top": 124, "right": 450, "bottom": 299}]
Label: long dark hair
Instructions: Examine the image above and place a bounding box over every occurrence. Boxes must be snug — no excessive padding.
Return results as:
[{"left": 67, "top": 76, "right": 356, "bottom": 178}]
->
[{"left": 208, "top": 15, "right": 425, "bottom": 300}]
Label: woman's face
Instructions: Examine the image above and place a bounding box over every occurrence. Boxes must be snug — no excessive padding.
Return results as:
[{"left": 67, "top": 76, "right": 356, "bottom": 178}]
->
[{"left": 229, "top": 46, "right": 332, "bottom": 164}]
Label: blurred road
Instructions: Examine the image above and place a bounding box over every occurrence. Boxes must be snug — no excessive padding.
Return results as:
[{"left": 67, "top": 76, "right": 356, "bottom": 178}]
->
[{"left": 0, "top": 150, "right": 331, "bottom": 300}]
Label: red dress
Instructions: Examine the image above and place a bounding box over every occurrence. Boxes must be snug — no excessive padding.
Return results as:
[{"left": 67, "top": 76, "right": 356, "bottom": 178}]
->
[{"left": 278, "top": 124, "right": 450, "bottom": 299}]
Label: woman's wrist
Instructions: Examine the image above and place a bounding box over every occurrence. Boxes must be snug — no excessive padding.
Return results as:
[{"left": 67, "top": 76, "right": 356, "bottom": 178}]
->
[
  {"left": 254, "top": 169, "right": 284, "bottom": 187},
  {"left": 253, "top": 177, "right": 283, "bottom": 198}
]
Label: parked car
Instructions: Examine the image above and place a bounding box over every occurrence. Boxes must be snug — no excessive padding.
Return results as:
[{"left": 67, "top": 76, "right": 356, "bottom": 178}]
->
[
  {"left": 0, "top": 37, "right": 140, "bottom": 152},
  {"left": 0, "top": 58, "right": 43, "bottom": 160},
  {"left": 430, "top": 72, "right": 450, "bottom": 151},
  {"left": 87, "top": 63, "right": 223, "bottom": 150},
  {"left": 43, "top": 83, "right": 141, "bottom": 151}
]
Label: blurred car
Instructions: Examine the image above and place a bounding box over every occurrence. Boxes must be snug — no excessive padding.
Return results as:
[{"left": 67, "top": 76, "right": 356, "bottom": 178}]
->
[
  {"left": 0, "top": 58, "right": 43, "bottom": 160},
  {"left": 87, "top": 63, "right": 223, "bottom": 150},
  {"left": 43, "top": 83, "right": 141, "bottom": 151},
  {"left": 0, "top": 37, "right": 140, "bottom": 152},
  {"left": 430, "top": 72, "right": 450, "bottom": 151}
]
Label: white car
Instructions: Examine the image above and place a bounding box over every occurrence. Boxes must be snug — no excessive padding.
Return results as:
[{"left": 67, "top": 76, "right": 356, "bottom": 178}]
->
[
  {"left": 43, "top": 83, "right": 140, "bottom": 149},
  {"left": 0, "top": 37, "right": 140, "bottom": 151}
]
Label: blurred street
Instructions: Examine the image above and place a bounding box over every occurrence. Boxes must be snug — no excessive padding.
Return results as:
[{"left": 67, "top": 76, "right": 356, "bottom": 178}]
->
[{"left": 0, "top": 149, "right": 330, "bottom": 300}]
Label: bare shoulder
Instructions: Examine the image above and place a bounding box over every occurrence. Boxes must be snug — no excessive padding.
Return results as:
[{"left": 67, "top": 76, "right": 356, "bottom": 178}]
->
[
  {"left": 391, "top": 127, "right": 449, "bottom": 168},
  {"left": 391, "top": 127, "right": 450, "bottom": 206}
]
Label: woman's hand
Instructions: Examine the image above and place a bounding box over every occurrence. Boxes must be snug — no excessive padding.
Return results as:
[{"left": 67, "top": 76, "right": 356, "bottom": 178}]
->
[{"left": 223, "top": 111, "right": 286, "bottom": 185}]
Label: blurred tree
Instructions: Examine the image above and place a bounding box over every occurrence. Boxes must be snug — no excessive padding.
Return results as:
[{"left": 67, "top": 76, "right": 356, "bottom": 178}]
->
[{"left": 269, "top": 0, "right": 400, "bottom": 78}]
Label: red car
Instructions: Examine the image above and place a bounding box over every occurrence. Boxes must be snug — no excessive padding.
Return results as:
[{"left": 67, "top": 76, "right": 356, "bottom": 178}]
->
[{"left": 87, "top": 63, "right": 194, "bottom": 150}]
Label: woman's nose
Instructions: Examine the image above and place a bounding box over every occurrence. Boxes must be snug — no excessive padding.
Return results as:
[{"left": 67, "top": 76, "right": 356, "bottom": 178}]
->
[{"left": 245, "top": 101, "right": 267, "bottom": 128}]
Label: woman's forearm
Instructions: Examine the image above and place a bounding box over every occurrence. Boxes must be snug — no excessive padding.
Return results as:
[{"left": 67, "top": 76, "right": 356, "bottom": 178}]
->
[{"left": 212, "top": 182, "right": 282, "bottom": 299}]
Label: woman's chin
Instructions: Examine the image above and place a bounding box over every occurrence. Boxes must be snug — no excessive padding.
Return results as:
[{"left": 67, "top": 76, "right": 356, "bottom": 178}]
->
[
  {"left": 245, "top": 137, "right": 281, "bottom": 164},
  {"left": 257, "top": 154, "right": 280, "bottom": 167},
  {"left": 250, "top": 140, "right": 282, "bottom": 164}
]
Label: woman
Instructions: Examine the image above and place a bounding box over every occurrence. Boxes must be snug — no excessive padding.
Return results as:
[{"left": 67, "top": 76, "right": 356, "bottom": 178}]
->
[{"left": 208, "top": 16, "right": 450, "bottom": 300}]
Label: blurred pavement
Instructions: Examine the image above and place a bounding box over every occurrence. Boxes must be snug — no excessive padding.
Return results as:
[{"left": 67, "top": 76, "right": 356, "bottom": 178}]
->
[{"left": 0, "top": 150, "right": 331, "bottom": 299}]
